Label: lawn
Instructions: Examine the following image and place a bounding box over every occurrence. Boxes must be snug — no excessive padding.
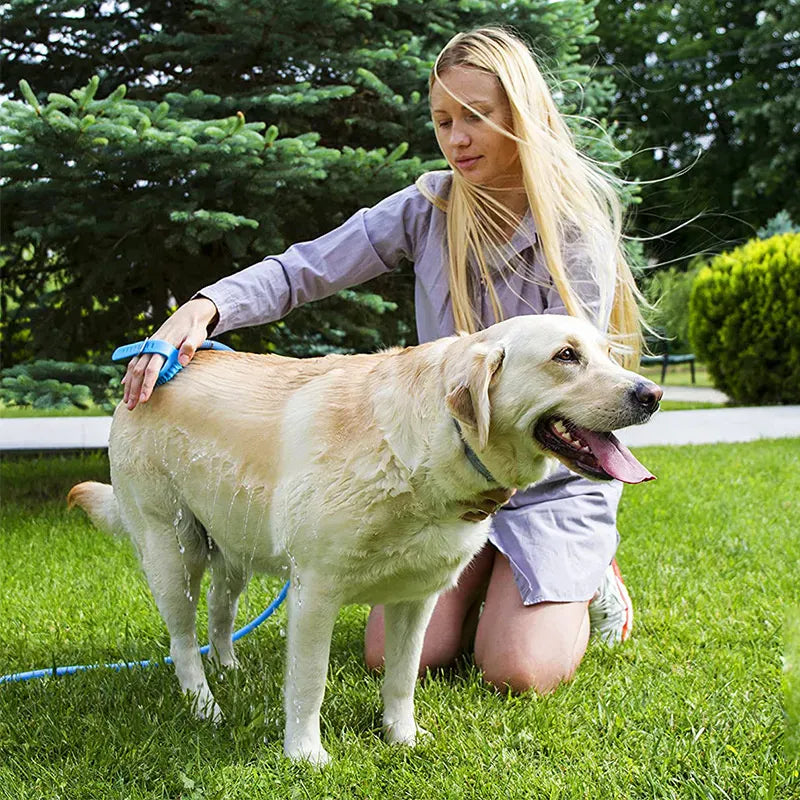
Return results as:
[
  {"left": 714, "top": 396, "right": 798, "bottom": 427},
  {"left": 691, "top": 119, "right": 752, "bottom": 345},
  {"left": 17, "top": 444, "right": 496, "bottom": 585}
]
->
[
  {"left": 1, "top": 443, "right": 798, "bottom": 799},
  {"left": 0, "top": 404, "right": 112, "bottom": 418},
  {"left": 637, "top": 362, "right": 715, "bottom": 389}
]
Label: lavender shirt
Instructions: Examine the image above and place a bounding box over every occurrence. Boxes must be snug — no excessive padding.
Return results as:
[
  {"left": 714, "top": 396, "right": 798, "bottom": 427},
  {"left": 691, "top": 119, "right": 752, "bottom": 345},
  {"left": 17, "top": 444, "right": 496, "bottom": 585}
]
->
[{"left": 200, "top": 171, "right": 620, "bottom": 604}]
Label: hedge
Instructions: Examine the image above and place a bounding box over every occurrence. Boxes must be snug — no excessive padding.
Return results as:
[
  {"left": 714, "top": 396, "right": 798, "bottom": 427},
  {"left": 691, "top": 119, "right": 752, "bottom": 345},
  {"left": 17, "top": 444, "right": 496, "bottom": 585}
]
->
[{"left": 688, "top": 233, "right": 799, "bottom": 405}]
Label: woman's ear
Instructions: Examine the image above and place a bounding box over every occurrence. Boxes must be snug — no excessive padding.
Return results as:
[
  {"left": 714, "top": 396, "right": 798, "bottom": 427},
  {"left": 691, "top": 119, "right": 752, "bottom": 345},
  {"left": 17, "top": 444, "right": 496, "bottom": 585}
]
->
[{"left": 445, "top": 344, "right": 505, "bottom": 449}]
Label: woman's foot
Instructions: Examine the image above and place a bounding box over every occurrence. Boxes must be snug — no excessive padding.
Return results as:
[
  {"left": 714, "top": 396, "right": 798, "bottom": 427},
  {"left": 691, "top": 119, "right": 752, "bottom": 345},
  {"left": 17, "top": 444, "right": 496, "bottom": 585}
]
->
[{"left": 588, "top": 559, "right": 633, "bottom": 644}]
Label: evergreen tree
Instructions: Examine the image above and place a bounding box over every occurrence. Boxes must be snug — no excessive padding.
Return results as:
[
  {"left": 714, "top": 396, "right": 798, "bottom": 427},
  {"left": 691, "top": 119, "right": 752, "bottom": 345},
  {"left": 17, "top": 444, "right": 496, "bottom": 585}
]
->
[
  {"left": 588, "top": 0, "right": 800, "bottom": 266},
  {"left": 2, "top": 0, "right": 624, "bottom": 365}
]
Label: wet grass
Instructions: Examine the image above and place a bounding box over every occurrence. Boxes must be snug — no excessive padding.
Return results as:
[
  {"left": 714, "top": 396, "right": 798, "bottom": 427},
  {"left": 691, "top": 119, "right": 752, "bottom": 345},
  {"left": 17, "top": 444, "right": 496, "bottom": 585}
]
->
[{"left": 1, "top": 444, "right": 799, "bottom": 799}]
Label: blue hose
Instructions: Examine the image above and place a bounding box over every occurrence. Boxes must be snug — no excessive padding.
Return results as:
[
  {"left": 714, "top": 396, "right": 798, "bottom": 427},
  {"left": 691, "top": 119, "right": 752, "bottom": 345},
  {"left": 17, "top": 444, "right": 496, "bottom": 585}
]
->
[{"left": 0, "top": 580, "right": 289, "bottom": 684}]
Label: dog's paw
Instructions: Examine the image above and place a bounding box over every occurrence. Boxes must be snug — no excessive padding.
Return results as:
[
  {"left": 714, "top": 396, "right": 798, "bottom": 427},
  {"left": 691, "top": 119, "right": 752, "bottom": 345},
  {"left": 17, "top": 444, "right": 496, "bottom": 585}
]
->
[
  {"left": 283, "top": 739, "right": 330, "bottom": 768},
  {"left": 197, "top": 701, "right": 224, "bottom": 725},
  {"left": 209, "top": 651, "right": 240, "bottom": 672},
  {"left": 188, "top": 690, "right": 223, "bottom": 724},
  {"left": 384, "top": 718, "right": 430, "bottom": 747}
]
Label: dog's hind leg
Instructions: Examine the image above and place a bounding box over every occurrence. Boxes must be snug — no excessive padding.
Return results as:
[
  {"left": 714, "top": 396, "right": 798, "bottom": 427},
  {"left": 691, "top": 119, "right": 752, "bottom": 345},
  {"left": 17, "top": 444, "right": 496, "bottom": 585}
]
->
[
  {"left": 282, "top": 573, "right": 341, "bottom": 767},
  {"left": 206, "top": 550, "right": 248, "bottom": 670},
  {"left": 381, "top": 595, "right": 439, "bottom": 746},
  {"left": 120, "top": 496, "right": 220, "bottom": 722}
]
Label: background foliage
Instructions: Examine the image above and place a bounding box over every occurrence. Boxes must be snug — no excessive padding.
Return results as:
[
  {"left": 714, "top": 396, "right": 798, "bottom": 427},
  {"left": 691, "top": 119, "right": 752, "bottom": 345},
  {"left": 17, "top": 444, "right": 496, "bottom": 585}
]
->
[
  {"left": 0, "top": 360, "right": 124, "bottom": 412},
  {"left": 2, "top": 0, "right": 624, "bottom": 368},
  {"left": 588, "top": 0, "right": 800, "bottom": 267},
  {"left": 688, "top": 233, "right": 800, "bottom": 405}
]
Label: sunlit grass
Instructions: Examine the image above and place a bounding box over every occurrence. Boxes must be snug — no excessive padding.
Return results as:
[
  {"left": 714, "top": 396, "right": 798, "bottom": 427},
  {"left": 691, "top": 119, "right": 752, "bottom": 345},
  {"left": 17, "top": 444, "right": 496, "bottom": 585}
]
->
[{"left": 1, "top": 444, "right": 798, "bottom": 798}]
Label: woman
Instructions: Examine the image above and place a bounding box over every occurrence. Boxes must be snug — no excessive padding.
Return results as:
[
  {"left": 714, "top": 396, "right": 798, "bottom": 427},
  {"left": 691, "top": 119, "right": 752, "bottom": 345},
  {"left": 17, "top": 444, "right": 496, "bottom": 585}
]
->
[{"left": 122, "top": 27, "right": 643, "bottom": 694}]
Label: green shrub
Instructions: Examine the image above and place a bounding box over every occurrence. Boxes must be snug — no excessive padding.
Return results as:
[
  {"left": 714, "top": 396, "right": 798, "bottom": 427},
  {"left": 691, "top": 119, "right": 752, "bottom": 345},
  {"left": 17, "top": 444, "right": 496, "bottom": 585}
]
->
[
  {"left": 688, "top": 233, "right": 800, "bottom": 404},
  {"left": 0, "top": 360, "right": 123, "bottom": 411},
  {"left": 644, "top": 262, "right": 702, "bottom": 352}
]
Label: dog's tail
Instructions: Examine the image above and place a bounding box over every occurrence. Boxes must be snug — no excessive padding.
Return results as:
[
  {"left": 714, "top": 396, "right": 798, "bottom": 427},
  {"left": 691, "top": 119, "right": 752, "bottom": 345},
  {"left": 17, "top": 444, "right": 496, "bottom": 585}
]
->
[{"left": 68, "top": 481, "right": 123, "bottom": 534}]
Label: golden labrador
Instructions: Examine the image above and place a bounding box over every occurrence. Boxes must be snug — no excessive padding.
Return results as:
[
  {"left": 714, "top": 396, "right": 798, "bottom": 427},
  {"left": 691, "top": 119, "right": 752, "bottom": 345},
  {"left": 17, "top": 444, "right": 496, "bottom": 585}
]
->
[{"left": 69, "top": 314, "right": 660, "bottom": 765}]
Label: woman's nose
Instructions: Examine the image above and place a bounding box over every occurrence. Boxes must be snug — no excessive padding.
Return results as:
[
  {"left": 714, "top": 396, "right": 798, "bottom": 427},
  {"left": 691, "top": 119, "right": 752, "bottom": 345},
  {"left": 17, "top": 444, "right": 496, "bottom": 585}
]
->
[{"left": 449, "top": 123, "right": 470, "bottom": 146}]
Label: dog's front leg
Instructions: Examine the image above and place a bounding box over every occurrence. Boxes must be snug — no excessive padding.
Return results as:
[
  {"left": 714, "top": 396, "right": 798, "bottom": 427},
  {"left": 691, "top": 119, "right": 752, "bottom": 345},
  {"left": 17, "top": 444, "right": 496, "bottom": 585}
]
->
[
  {"left": 382, "top": 595, "right": 439, "bottom": 746},
  {"left": 282, "top": 575, "right": 340, "bottom": 767}
]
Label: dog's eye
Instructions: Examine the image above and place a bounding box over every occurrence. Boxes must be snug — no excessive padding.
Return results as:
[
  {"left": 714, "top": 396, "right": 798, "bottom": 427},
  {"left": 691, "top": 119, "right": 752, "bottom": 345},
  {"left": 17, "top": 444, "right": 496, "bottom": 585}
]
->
[{"left": 554, "top": 347, "right": 579, "bottom": 363}]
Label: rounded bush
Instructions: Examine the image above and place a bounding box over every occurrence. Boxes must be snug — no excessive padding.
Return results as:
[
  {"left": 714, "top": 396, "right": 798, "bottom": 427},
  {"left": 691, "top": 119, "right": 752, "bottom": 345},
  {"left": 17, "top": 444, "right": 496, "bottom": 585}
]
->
[{"left": 688, "top": 233, "right": 800, "bottom": 405}]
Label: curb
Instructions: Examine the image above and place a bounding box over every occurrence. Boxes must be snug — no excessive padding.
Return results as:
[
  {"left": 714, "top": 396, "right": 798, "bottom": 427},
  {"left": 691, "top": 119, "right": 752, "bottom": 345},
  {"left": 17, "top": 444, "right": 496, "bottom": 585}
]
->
[{"left": 3, "top": 407, "right": 800, "bottom": 451}]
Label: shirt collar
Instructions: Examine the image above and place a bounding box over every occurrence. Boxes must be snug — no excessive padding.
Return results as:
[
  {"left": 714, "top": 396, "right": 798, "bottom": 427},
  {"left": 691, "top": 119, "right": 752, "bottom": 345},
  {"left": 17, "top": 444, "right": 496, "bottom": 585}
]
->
[{"left": 508, "top": 209, "right": 538, "bottom": 256}]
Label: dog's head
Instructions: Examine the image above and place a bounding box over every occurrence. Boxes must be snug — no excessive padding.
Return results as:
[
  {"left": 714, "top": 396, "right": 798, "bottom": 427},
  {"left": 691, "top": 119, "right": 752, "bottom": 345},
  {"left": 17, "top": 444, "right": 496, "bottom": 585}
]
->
[{"left": 444, "top": 315, "right": 661, "bottom": 487}]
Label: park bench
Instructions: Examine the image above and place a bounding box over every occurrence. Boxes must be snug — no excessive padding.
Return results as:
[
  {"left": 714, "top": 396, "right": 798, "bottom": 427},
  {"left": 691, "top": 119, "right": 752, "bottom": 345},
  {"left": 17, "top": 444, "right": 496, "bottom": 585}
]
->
[{"left": 640, "top": 330, "right": 696, "bottom": 384}]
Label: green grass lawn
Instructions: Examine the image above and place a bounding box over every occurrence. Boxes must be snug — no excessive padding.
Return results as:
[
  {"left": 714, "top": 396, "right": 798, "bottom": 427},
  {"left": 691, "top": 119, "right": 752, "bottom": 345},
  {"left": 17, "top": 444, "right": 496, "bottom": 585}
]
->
[
  {"left": 0, "top": 403, "right": 112, "bottom": 418},
  {"left": 1, "top": 444, "right": 799, "bottom": 799},
  {"left": 637, "top": 362, "right": 715, "bottom": 389}
]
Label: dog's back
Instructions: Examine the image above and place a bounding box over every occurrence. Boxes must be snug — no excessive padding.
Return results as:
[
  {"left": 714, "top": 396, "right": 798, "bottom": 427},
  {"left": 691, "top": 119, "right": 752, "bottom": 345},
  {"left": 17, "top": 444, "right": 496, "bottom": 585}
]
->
[{"left": 74, "top": 345, "right": 431, "bottom": 569}]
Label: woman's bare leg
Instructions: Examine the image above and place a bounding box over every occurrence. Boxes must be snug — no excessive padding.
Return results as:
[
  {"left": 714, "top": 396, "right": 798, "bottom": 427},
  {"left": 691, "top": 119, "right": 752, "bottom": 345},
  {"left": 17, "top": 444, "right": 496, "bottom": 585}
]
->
[
  {"left": 474, "top": 553, "right": 590, "bottom": 694},
  {"left": 364, "top": 543, "right": 496, "bottom": 676}
]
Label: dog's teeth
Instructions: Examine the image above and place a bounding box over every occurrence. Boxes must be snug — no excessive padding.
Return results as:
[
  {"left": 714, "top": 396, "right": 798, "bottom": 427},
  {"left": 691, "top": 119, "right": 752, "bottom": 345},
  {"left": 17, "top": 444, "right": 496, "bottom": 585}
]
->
[{"left": 554, "top": 420, "right": 567, "bottom": 434}]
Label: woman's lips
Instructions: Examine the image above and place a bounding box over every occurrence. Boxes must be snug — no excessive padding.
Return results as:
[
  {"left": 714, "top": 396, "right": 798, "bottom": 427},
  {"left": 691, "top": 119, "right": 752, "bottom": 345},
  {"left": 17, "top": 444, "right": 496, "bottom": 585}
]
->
[{"left": 455, "top": 156, "right": 481, "bottom": 170}]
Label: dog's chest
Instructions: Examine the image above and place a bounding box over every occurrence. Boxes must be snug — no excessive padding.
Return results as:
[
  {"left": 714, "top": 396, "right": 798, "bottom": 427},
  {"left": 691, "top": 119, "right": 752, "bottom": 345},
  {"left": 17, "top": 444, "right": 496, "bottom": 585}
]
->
[{"left": 336, "top": 515, "right": 491, "bottom": 605}]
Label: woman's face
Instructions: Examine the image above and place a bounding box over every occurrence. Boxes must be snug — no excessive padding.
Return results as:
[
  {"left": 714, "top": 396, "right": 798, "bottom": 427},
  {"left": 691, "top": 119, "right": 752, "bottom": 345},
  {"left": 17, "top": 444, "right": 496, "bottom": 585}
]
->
[{"left": 430, "top": 66, "right": 521, "bottom": 190}]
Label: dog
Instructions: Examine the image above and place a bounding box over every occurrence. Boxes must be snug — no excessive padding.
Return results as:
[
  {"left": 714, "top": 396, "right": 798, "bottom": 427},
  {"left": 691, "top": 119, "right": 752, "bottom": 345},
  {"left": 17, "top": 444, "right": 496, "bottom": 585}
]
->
[{"left": 69, "top": 314, "right": 661, "bottom": 765}]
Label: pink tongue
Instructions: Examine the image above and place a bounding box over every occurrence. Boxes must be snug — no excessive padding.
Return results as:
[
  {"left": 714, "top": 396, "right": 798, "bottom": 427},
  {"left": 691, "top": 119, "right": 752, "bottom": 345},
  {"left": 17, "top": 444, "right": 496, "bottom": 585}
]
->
[{"left": 577, "top": 428, "right": 655, "bottom": 484}]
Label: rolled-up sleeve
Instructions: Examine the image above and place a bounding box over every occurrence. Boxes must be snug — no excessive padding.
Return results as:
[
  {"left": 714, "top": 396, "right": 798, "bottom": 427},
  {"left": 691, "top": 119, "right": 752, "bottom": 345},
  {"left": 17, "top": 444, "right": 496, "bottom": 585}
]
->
[{"left": 199, "top": 183, "right": 429, "bottom": 335}]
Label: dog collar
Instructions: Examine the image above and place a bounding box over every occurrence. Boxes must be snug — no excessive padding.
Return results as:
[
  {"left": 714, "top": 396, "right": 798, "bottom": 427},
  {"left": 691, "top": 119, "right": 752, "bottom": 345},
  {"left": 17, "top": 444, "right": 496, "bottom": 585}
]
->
[{"left": 452, "top": 419, "right": 496, "bottom": 483}]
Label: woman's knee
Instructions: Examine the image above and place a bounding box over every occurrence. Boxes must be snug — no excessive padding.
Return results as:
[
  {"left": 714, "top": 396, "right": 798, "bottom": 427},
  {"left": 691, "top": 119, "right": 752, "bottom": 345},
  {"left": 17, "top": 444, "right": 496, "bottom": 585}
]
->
[
  {"left": 475, "top": 647, "right": 581, "bottom": 695},
  {"left": 473, "top": 555, "right": 591, "bottom": 695}
]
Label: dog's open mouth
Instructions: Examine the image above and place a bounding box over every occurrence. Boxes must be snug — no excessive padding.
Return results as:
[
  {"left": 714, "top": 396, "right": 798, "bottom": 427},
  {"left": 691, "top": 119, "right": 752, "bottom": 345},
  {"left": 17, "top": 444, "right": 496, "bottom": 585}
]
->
[{"left": 534, "top": 418, "right": 655, "bottom": 484}]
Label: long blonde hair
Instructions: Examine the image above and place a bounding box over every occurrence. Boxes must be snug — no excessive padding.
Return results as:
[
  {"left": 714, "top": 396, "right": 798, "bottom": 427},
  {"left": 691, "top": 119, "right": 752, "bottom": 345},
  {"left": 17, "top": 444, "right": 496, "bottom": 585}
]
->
[{"left": 418, "top": 27, "right": 644, "bottom": 366}]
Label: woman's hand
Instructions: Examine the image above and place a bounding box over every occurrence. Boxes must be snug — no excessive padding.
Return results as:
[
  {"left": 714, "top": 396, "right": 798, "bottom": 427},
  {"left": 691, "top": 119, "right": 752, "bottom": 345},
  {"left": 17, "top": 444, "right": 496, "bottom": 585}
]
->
[{"left": 121, "top": 297, "right": 219, "bottom": 410}]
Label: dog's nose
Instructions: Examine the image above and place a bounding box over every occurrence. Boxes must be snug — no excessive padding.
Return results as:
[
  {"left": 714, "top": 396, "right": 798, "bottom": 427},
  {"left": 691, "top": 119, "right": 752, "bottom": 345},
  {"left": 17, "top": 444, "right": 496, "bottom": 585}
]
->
[{"left": 633, "top": 381, "right": 663, "bottom": 414}]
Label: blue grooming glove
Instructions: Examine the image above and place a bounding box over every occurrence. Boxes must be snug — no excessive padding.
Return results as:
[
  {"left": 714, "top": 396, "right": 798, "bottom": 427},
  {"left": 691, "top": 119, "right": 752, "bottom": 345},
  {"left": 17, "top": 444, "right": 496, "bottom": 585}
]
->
[{"left": 112, "top": 339, "right": 233, "bottom": 386}]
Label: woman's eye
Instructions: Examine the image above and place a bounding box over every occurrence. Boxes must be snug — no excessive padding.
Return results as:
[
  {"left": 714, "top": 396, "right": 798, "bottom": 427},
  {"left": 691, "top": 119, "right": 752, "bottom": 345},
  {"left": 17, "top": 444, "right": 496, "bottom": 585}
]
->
[
  {"left": 555, "top": 347, "right": 579, "bottom": 362},
  {"left": 437, "top": 120, "right": 451, "bottom": 129}
]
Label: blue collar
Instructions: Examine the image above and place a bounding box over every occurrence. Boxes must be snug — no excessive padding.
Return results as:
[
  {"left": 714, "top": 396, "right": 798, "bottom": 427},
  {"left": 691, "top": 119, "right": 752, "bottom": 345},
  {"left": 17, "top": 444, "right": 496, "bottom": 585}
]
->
[{"left": 452, "top": 419, "right": 496, "bottom": 484}]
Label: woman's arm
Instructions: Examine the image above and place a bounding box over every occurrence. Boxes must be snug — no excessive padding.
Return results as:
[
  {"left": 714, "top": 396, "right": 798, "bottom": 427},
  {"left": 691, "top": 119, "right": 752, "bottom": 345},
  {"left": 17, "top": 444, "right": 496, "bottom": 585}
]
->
[
  {"left": 200, "top": 187, "right": 423, "bottom": 335},
  {"left": 123, "top": 182, "right": 432, "bottom": 408}
]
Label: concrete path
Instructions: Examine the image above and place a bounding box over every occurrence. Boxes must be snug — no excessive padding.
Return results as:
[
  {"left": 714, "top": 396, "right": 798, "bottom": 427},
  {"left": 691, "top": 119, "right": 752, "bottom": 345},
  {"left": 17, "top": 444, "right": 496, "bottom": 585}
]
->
[
  {"left": 662, "top": 385, "right": 729, "bottom": 404},
  {"left": 2, "top": 404, "right": 799, "bottom": 451},
  {"left": 1, "top": 416, "right": 113, "bottom": 450},
  {"left": 618, "top": 405, "right": 800, "bottom": 447}
]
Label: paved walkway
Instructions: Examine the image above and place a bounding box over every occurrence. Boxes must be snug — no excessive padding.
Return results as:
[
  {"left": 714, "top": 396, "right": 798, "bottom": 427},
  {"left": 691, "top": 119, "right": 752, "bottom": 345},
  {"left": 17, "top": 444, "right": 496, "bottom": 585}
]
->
[
  {"left": 662, "top": 385, "right": 729, "bottom": 404},
  {"left": 2, "top": 400, "right": 799, "bottom": 450}
]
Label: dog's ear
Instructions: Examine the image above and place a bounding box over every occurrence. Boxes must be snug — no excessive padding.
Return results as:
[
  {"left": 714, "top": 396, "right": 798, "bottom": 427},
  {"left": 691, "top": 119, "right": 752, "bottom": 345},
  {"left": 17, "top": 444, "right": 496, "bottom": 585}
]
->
[{"left": 445, "top": 344, "right": 505, "bottom": 450}]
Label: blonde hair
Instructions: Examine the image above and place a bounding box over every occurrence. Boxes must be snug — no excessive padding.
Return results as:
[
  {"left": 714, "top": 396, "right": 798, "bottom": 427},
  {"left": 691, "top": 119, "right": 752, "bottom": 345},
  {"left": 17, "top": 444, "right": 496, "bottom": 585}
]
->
[{"left": 418, "top": 26, "right": 644, "bottom": 366}]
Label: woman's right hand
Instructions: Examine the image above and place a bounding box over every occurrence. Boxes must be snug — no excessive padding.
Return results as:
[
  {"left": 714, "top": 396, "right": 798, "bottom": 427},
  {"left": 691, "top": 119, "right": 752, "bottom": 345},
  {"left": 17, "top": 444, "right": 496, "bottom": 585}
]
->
[{"left": 121, "top": 297, "right": 219, "bottom": 410}]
